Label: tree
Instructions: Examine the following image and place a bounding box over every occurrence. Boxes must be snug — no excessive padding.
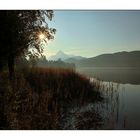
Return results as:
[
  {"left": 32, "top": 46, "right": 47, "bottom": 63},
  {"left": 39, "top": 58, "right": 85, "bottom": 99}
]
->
[{"left": 0, "top": 10, "right": 56, "bottom": 79}]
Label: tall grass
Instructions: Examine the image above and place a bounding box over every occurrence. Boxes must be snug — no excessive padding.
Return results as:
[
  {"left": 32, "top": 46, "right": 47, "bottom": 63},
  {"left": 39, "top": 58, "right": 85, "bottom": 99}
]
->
[{"left": 0, "top": 67, "right": 102, "bottom": 130}]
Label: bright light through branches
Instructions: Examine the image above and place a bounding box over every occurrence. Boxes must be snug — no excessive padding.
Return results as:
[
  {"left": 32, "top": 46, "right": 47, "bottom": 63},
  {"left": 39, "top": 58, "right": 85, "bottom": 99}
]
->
[{"left": 38, "top": 33, "right": 45, "bottom": 40}]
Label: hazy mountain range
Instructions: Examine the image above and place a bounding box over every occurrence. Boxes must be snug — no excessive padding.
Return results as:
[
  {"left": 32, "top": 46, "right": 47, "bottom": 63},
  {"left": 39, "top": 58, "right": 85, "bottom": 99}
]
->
[{"left": 48, "top": 50, "right": 140, "bottom": 67}]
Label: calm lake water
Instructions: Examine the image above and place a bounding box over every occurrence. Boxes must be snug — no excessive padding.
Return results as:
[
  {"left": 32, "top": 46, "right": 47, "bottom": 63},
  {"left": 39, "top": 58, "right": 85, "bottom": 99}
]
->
[{"left": 76, "top": 67, "right": 140, "bottom": 130}]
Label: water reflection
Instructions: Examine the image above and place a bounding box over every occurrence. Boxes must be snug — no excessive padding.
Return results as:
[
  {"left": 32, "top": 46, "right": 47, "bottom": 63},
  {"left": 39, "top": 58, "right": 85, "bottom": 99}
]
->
[
  {"left": 77, "top": 67, "right": 140, "bottom": 85},
  {"left": 76, "top": 67, "right": 140, "bottom": 129}
]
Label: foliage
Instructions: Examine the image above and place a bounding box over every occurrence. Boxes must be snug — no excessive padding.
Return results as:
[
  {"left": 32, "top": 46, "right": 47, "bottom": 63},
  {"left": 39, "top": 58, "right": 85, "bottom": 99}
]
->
[{"left": 0, "top": 10, "right": 56, "bottom": 68}]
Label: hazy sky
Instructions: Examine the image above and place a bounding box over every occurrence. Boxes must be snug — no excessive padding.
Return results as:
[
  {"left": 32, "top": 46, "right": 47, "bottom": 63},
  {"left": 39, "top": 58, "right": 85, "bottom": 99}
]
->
[{"left": 44, "top": 10, "right": 140, "bottom": 58}]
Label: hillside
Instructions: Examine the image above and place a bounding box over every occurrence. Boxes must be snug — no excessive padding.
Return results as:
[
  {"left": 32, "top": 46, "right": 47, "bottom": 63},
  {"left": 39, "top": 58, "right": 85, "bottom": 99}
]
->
[{"left": 66, "top": 51, "right": 140, "bottom": 67}]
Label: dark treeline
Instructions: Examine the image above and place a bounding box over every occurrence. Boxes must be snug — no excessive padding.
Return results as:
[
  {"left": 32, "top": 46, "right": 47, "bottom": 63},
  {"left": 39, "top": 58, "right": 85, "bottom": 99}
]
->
[
  {"left": 11, "top": 55, "right": 76, "bottom": 70},
  {"left": 36, "top": 56, "right": 76, "bottom": 70}
]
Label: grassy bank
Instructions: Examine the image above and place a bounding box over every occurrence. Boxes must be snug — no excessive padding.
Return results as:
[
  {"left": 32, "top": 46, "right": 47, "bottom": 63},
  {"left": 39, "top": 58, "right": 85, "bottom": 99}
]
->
[{"left": 0, "top": 67, "right": 102, "bottom": 129}]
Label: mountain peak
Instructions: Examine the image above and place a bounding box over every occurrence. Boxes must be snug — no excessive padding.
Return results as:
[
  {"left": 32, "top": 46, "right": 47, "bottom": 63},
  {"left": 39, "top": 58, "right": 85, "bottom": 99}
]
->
[
  {"left": 56, "top": 50, "right": 65, "bottom": 55},
  {"left": 48, "top": 51, "right": 85, "bottom": 61},
  {"left": 48, "top": 51, "right": 69, "bottom": 60}
]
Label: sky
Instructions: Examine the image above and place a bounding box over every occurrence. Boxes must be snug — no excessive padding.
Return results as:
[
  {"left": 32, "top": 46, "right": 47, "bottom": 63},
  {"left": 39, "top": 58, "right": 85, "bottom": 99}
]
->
[{"left": 44, "top": 10, "right": 140, "bottom": 58}]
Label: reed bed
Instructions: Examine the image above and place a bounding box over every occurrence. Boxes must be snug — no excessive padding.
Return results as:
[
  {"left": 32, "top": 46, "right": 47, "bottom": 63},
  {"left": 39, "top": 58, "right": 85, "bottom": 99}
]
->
[{"left": 0, "top": 67, "right": 102, "bottom": 129}]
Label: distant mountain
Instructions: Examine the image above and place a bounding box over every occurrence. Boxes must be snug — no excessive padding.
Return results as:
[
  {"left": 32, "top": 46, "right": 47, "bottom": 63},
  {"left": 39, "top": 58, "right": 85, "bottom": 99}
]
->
[
  {"left": 71, "top": 51, "right": 140, "bottom": 67},
  {"left": 48, "top": 51, "right": 86, "bottom": 61},
  {"left": 48, "top": 51, "right": 71, "bottom": 60},
  {"left": 64, "top": 56, "right": 86, "bottom": 62}
]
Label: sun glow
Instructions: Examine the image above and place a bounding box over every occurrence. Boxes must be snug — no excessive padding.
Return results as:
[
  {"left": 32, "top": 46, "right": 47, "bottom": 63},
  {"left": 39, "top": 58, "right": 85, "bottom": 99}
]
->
[{"left": 38, "top": 33, "right": 45, "bottom": 40}]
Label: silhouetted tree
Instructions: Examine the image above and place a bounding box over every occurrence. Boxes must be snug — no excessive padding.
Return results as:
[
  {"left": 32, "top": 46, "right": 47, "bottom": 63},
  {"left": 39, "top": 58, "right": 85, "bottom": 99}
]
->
[{"left": 0, "top": 10, "right": 56, "bottom": 79}]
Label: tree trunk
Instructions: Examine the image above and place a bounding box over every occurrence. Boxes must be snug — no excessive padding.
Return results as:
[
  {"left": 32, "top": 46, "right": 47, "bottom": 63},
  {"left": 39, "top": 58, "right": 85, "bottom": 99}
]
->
[
  {"left": 8, "top": 54, "right": 15, "bottom": 80},
  {"left": 0, "top": 59, "right": 4, "bottom": 72}
]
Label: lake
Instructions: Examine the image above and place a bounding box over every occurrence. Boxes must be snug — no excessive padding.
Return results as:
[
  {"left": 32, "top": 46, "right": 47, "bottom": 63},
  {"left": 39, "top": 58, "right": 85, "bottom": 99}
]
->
[{"left": 76, "top": 67, "right": 140, "bottom": 130}]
